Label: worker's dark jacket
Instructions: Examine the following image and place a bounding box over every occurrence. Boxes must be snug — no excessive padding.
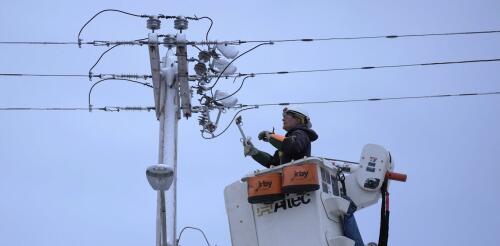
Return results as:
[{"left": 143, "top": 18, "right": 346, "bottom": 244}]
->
[{"left": 252, "top": 126, "right": 318, "bottom": 168}]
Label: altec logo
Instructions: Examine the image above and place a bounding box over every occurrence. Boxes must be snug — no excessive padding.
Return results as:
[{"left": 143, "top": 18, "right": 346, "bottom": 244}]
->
[
  {"left": 256, "top": 180, "right": 272, "bottom": 191},
  {"left": 255, "top": 194, "right": 311, "bottom": 217}
]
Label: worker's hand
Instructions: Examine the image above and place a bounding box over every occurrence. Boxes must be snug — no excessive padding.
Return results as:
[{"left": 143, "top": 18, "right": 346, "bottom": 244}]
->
[
  {"left": 243, "top": 139, "right": 259, "bottom": 157},
  {"left": 258, "top": 131, "right": 272, "bottom": 142}
]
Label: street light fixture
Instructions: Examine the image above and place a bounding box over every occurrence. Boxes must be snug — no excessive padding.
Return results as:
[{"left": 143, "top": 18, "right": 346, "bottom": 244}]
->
[
  {"left": 146, "top": 164, "right": 174, "bottom": 191},
  {"left": 146, "top": 164, "right": 174, "bottom": 246}
]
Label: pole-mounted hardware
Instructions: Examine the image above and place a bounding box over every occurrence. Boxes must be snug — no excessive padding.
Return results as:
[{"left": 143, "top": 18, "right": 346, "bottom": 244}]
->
[
  {"left": 147, "top": 33, "right": 162, "bottom": 120},
  {"left": 174, "top": 16, "right": 188, "bottom": 32},
  {"left": 147, "top": 16, "right": 161, "bottom": 31},
  {"left": 163, "top": 34, "right": 176, "bottom": 49},
  {"left": 176, "top": 34, "right": 192, "bottom": 118}
]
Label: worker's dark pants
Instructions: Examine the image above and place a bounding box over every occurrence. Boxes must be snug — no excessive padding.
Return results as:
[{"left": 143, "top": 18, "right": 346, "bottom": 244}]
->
[
  {"left": 342, "top": 213, "right": 365, "bottom": 246},
  {"left": 342, "top": 197, "right": 365, "bottom": 246}
]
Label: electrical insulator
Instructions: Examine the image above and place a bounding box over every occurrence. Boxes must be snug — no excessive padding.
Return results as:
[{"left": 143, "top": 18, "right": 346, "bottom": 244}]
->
[
  {"left": 163, "top": 35, "right": 176, "bottom": 49},
  {"left": 147, "top": 16, "right": 161, "bottom": 31},
  {"left": 194, "top": 62, "right": 207, "bottom": 76},
  {"left": 196, "top": 86, "right": 205, "bottom": 95},
  {"left": 198, "top": 51, "right": 211, "bottom": 63},
  {"left": 206, "top": 122, "right": 217, "bottom": 133},
  {"left": 174, "top": 16, "right": 188, "bottom": 31},
  {"left": 197, "top": 107, "right": 217, "bottom": 133},
  {"left": 198, "top": 115, "right": 207, "bottom": 126}
]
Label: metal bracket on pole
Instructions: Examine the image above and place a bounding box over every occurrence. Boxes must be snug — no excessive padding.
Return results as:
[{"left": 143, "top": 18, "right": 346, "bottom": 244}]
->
[
  {"left": 148, "top": 33, "right": 162, "bottom": 119},
  {"left": 176, "top": 34, "right": 192, "bottom": 118}
]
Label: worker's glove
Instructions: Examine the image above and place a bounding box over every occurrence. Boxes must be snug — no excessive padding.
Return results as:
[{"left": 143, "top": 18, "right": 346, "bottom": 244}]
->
[
  {"left": 243, "top": 139, "right": 259, "bottom": 157},
  {"left": 258, "top": 131, "right": 272, "bottom": 142}
]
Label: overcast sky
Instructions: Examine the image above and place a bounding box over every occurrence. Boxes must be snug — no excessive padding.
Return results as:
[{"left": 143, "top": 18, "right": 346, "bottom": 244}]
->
[{"left": 1, "top": 1, "right": 500, "bottom": 245}]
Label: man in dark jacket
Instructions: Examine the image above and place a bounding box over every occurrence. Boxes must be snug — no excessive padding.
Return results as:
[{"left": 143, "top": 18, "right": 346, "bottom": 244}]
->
[
  {"left": 244, "top": 108, "right": 366, "bottom": 246},
  {"left": 244, "top": 107, "right": 318, "bottom": 167}
]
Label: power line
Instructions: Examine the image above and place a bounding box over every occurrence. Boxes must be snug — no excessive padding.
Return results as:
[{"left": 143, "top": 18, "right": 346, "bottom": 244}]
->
[
  {"left": 241, "top": 30, "right": 500, "bottom": 43},
  {"left": 88, "top": 78, "right": 153, "bottom": 109},
  {"left": 177, "top": 226, "right": 211, "bottom": 246},
  {"left": 2, "top": 91, "right": 498, "bottom": 112},
  {"left": 2, "top": 57, "right": 499, "bottom": 80},
  {"left": 2, "top": 29, "right": 500, "bottom": 46},
  {"left": 77, "top": 9, "right": 154, "bottom": 47},
  {"left": 239, "top": 91, "right": 500, "bottom": 108},
  {"left": 0, "top": 41, "right": 82, "bottom": 45},
  {"left": 0, "top": 73, "right": 88, "bottom": 78},
  {"left": 0, "top": 73, "right": 152, "bottom": 79},
  {"left": 235, "top": 58, "right": 500, "bottom": 77},
  {"left": 88, "top": 37, "right": 149, "bottom": 79},
  {"left": 186, "top": 16, "right": 214, "bottom": 46},
  {"left": 0, "top": 106, "right": 154, "bottom": 112},
  {"left": 209, "top": 42, "right": 272, "bottom": 96},
  {"left": 202, "top": 90, "right": 500, "bottom": 139},
  {"left": 89, "top": 44, "right": 127, "bottom": 78},
  {"left": 214, "top": 75, "right": 253, "bottom": 103},
  {"left": 201, "top": 106, "right": 258, "bottom": 139}
]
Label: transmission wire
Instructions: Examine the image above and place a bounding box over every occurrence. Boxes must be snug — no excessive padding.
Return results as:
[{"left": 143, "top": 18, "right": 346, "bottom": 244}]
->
[
  {"left": 209, "top": 42, "right": 272, "bottom": 97},
  {"left": 2, "top": 29, "right": 499, "bottom": 46},
  {"left": 88, "top": 78, "right": 153, "bottom": 110},
  {"left": 240, "top": 30, "right": 500, "bottom": 43},
  {"left": 239, "top": 91, "right": 500, "bottom": 107},
  {"left": 231, "top": 58, "right": 500, "bottom": 77},
  {"left": 177, "top": 226, "right": 211, "bottom": 246},
  {"left": 1, "top": 91, "right": 498, "bottom": 112},
  {"left": 0, "top": 106, "right": 154, "bottom": 111},
  {"left": 201, "top": 106, "right": 258, "bottom": 139},
  {"left": 77, "top": 9, "right": 148, "bottom": 47}
]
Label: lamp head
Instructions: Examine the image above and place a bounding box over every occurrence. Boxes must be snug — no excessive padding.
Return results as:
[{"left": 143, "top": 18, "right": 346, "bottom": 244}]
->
[{"left": 146, "top": 164, "right": 174, "bottom": 191}]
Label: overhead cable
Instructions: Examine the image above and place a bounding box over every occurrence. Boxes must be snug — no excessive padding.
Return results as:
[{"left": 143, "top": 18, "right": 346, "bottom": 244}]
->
[
  {"left": 186, "top": 16, "right": 214, "bottom": 45},
  {"left": 0, "top": 106, "right": 155, "bottom": 112},
  {"left": 0, "top": 40, "right": 150, "bottom": 46},
  {"left": 88, "top": 44, "right": 122, "bottom": 79},
  {"left": 240, "top": 30, "right": 500, "bottom": 43},
  {"left": 88, "top": 37, "right": 150, "bottom": 80},
  {"left": 0, "top": 73, "right": 88, "bottom": 78},
  {"left": 201, "top": 90, "right": 500, "bottom": 139},
  {"left": 88, "top": 78, "right": 153, "bottom": 110},
  {"left": 177, "top": 226, "right": 211, "bottom": 246},
  {"left": 1, "top": 58, "right": 498, "bottom": 81},
  {"left": 77, "top": 9, "right": 154, "bottom": 47},
  {"left": 209, "top": 42, "right": 272, "bottom": 96},
  {"left": 201, "top": 106, "right": 258, "bottom": 139},
  {"left": 0, "top": 73, "right": 152, "bottom": 79},
  {"left": 214, "top": 75, "right": 254, "bottom": 103},
  {"left": 3, "top": 29, "right": 500, "bottom": 46},
  {"left": 239, "top": 91, "right": 500, "bottom": 108},
  {"left": 232, "top": 58, "right": 500, "bottom": 77},
  {"left": 0, "top": 41, "right": 82, "bottom": 45},
  {"left": 1, "top": 91, "right": 498, "bottom": 112}
]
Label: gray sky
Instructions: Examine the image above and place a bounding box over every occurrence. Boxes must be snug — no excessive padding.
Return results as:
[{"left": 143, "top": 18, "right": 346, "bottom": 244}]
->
[{"left": 1, "top": 0, "right": 499, "bottom": 245}]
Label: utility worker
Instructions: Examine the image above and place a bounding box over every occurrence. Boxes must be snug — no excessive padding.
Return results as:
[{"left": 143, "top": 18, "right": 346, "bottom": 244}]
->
[
  {"left": 243, "top": 107, "right": 318, "bottom": 167},
  {"left": 243, "top": 107, "right": 366, "bottom": 246}
]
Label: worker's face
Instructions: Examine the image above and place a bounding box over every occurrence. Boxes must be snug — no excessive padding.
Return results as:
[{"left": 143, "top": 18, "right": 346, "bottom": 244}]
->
[{"left": 282, "top": 113, "right": 299, "bottom": 131}]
